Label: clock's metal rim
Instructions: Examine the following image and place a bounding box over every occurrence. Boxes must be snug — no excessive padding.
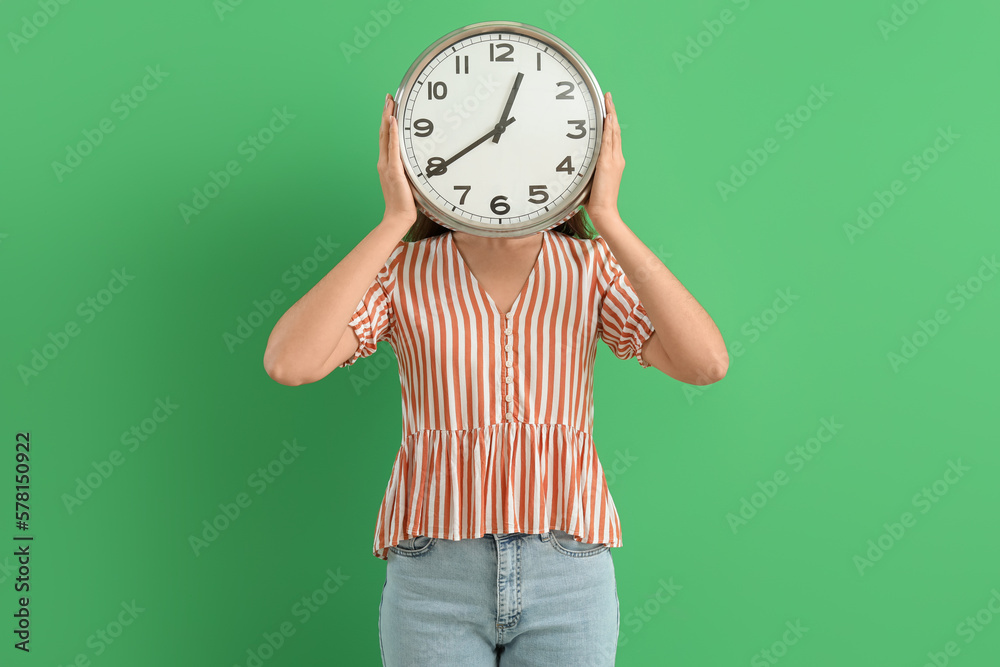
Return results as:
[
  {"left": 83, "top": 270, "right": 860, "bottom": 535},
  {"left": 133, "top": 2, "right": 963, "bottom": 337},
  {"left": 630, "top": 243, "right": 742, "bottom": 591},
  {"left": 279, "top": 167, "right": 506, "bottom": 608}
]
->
[{"left": 393, "top": 20, "right": 606, "bottom": 239}]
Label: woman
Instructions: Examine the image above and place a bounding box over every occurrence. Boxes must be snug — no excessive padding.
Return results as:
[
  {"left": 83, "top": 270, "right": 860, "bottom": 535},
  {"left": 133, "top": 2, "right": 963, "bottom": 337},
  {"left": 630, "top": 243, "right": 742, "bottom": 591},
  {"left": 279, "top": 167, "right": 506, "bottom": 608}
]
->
[{"left": 263, "top": 91, "right": 728, "bottom": 665}]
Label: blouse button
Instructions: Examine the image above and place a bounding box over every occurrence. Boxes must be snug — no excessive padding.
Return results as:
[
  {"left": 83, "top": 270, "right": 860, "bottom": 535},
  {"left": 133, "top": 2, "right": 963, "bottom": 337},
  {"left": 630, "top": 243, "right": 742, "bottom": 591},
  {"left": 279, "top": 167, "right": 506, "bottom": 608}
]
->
[
  {"left": 504, "top": 327, "right": 512, "bottom": 335},
  {"left": 505, "top": 377, "right": 513, "bottom": 384},
  {"left": 505, "top": 360, "right": 512, "bottom": 368},
  {"left": 505, "top": 395, "right": 513, "bottom": 402},
  {"left": 504, "top": 344, "right": 512, "bottom": 352},
  {"left": 506, "top": 412, "right": 513, "bottom": 420}
]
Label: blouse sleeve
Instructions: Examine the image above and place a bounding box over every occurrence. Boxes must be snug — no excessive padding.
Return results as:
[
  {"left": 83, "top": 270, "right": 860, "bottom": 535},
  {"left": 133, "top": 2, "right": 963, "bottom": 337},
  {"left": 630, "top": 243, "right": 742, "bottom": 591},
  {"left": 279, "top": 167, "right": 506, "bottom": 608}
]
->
[
  {"left": 596, "top": 237, "right": 656, "bottom": 369},
  {"left": 338, "top": 240, "right": 407, "bottom": 368}
]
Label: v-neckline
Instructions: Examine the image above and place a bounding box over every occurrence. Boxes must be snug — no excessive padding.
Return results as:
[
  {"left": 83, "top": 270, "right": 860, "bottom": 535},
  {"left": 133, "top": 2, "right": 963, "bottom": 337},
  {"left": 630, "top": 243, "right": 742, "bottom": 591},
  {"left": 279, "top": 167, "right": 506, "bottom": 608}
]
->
[{"left": 448, "top": 230, "right": 546, "bottom": 317}]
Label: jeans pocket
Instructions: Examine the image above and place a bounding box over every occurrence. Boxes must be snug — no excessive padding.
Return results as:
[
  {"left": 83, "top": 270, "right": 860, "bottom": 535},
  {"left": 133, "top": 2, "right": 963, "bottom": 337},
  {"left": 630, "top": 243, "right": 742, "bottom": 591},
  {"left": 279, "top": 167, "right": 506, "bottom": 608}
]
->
[
  {"left": 546, "top": 529, "right": 608, "bottom": 557},
  {"left": 388, "top": 534, "right": 436, "bottom": 557}
]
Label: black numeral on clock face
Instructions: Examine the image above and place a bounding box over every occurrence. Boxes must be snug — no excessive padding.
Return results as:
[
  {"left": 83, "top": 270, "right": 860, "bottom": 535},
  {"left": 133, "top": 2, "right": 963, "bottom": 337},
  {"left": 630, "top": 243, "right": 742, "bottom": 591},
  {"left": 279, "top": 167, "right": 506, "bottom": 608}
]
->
[
  {"left": 556, "top": 81, "right": 575, "bottom": 99},
  {"left": 426, "top": 81, "right": 447, "bottom": 99},
  {"left": 528, "top": 185, "right": 549, "bottom": 204},
  {"left": 490, "top": 195, "right": 510, "bottom": 214},
  {"left": 426, "top": 157, "right": 447, "bottom": 177},
  {"left": 566, "top": 120, "right": 587, "bottom": 139},
  {"left": 455, "top": 55, "right": 469, "bottom": 74},
  {"left": 556, "top": 156, "right": 574, "bottom": 174},
  {"left": 490, "top": 43, "right": 514, "bottom": 62},
  {"left": 453, "top": 185, "right": 471, "bottom": 205},
  {"left": 414, "top": 118, "right": 433, "bottom": 137}
]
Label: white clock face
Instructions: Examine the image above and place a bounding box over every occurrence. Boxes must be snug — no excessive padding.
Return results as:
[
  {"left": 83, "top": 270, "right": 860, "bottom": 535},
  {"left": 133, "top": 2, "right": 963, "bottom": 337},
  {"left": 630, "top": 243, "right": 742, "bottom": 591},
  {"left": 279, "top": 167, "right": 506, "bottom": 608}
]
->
[{"left": 399, "top": 30, "right": 601, "bottom": 231}]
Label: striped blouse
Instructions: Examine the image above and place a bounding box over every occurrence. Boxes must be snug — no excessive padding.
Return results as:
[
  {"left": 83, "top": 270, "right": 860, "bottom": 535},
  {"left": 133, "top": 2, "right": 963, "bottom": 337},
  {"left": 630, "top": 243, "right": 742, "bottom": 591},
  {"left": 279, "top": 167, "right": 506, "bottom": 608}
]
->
[{"left": 338, "top": 228, "right": 656, "bottom": 560}]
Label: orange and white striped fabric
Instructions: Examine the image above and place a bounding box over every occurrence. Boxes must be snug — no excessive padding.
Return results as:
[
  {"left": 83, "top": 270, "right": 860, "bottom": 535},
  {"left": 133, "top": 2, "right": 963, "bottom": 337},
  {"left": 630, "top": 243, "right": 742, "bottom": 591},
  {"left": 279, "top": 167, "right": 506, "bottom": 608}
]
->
[{"left": 339, "top": 228, "right": 655, "bottom": 560}]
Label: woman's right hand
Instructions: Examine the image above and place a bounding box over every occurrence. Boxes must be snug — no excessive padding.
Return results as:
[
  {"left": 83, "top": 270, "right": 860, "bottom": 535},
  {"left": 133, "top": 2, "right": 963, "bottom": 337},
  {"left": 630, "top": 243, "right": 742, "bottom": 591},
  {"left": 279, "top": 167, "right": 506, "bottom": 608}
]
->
[{"left": 378, "top": 94, "right": 418, "bottom": 225}]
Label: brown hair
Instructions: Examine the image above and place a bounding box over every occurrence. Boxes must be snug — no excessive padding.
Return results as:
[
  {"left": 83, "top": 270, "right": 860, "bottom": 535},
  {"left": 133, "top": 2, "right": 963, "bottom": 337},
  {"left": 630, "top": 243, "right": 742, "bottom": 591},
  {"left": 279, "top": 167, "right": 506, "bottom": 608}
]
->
[{"left": 402, "top": 206, "right": 597, "bottom": 243}]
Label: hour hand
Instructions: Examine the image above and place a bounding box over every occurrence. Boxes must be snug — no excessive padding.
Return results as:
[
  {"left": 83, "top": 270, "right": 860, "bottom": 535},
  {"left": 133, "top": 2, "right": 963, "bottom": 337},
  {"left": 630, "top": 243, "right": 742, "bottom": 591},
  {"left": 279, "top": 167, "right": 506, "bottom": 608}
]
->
[{"left": 492, "top": 72, "right": 523, "bottom": 144}]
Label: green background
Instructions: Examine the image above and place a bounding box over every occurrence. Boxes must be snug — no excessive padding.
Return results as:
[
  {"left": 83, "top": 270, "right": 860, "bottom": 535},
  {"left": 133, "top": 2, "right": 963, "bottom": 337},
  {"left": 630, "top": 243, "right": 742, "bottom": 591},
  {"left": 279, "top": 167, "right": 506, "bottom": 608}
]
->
[{"left": 4, "top": 0, "right": 999, "bottom": 665}]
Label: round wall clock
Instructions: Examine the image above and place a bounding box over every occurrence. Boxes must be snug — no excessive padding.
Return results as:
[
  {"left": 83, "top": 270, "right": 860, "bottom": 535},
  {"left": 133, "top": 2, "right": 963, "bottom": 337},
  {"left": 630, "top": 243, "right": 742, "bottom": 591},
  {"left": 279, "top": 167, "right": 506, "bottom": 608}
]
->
[{"left": 393, "top": 20, "right": 606, "bottom": 238}]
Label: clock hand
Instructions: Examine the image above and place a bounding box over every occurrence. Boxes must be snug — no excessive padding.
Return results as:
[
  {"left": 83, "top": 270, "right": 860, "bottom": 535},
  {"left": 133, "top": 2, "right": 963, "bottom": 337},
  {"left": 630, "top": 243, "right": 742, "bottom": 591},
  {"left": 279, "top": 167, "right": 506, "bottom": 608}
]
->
[
  {"left": 492, "top": 72, "right": 524, "bottom": 144},
  {"left": 426, "top": 117, "right": 517, "bottom": 177}
]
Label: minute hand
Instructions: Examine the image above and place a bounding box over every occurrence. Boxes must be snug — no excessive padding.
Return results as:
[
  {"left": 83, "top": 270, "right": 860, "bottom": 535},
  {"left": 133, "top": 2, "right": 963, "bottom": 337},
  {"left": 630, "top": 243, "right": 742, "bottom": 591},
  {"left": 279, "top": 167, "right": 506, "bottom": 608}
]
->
[{"left": 426, "top": 117, "right": 517, "bottom": 177}]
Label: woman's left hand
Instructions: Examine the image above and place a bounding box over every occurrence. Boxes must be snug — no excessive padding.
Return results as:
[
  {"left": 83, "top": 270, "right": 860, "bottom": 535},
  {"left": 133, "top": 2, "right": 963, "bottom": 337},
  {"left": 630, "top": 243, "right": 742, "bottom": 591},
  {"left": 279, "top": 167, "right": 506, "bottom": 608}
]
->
[{"left": 585, "top": 91, "right": 624, "bottom": 222}]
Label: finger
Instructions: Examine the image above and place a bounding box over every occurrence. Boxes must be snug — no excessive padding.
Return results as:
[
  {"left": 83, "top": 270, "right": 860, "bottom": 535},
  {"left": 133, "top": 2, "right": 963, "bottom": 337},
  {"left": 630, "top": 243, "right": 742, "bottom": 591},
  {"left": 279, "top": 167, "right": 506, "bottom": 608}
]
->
[
  {"left": 608, "top": 93, "right": 622, "bottom": 152},
  {"left": 604, "top": 92, "right": 615, "bottom": 155},
  {"left": 379, "top": 94, "right": 389, "bottom": 162},
  {"left": 388, "top": 115, "right": 402, "bottom": 172},
  {"left": 386, "top": 95, "right": 399, "bottom": 166},
  {"left": 378, "top": 115, "right": 386, "bottom": 166},
  {"left": 600, "top": 93, "right": 613, "bottom": 156}
]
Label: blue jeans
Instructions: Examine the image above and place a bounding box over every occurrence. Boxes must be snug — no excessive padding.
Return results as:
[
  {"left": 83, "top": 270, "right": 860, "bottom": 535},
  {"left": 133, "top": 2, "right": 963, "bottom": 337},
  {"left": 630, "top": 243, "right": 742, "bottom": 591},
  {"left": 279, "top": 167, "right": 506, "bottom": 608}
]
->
[{"left": 378, "top": 530, "right": 619, "bottom": 666}]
